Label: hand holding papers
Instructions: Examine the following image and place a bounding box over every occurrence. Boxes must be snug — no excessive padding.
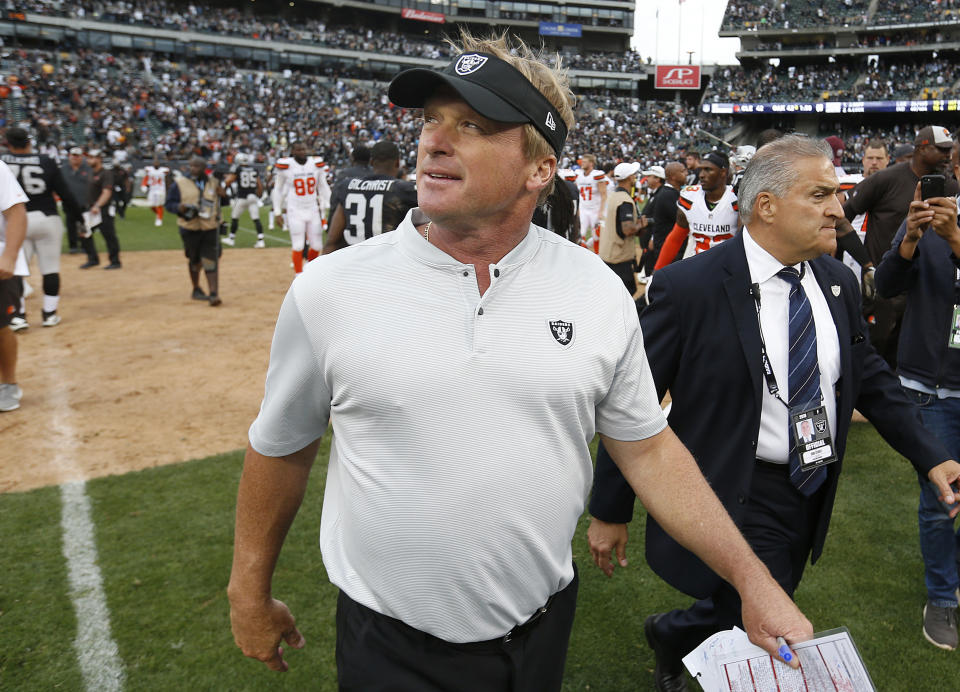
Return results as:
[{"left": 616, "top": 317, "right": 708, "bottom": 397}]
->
[{"left": 82, "top": 207, "right": 102, "bottom": 237}]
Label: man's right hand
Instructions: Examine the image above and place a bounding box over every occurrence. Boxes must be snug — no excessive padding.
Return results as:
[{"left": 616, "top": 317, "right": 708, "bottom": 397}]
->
[
  {"left": 275, "top": 214, "right": 285, "bottom": 231},
  {"left": 739, "top": 574, "right": 812, "bottom": 669},
  {"left": 587, "top": 517, "right": 629, "bottom": 577},
  {"left": 905, "top": 194, "right": 933, "bottom": 244},
  {"left": 229, "top": 596, "right": 306, "bottom": 672}
]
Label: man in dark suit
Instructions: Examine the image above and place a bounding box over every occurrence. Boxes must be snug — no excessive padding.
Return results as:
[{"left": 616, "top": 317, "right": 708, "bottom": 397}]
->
[{"left": 587, "top": 135, "right": 960, "bottom": 692}]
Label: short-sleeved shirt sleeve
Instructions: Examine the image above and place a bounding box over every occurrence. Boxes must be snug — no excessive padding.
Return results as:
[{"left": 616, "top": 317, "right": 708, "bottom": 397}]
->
[
  {"left": 595, "top": 288, "right": 668, "bottom": 441},
  {"left": 0, "top": 160, "right": 29, "bottom": 242},
  {"left": 248, "top": 287, "right": 332, "bottom": 457},
  {"left": 615, "top": 199, "right": 635, "bottom": 239}
]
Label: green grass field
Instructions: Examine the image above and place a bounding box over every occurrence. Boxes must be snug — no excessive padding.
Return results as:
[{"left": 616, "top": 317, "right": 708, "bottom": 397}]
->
[
  {"left": 75, "top": 202, "right": 292, "bottom": 254},
  {"left": 1, "top": 423, "right": 956, "bottom": 690}
]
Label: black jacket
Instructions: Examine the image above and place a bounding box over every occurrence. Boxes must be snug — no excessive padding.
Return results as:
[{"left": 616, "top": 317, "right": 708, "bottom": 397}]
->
[{"left": 590, "top": 232, "right": 951, "bottom": 598}]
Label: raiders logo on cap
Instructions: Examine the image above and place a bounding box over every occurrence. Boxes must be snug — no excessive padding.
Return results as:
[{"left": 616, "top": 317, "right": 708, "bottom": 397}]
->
[
  {"left": 549, "top": 319, "right": 574, "bottom": 347},
  {"left": 455, "top": 54, "right": 488, "bottom": 75}
]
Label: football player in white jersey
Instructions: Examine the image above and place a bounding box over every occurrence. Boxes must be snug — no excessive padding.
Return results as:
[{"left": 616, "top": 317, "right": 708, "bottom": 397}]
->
[
  {"left": 140, "top": 157, "right": 170, "bottom": 227},
  {"left": 654, "top": 151, "right": 739, "bottom": 270},
  {"left": 272, "top": 141, "right": 330, "bottom": 274},
  {"left": 574, "top": 154, "right": 607, "bottom": 248},
  {"left": 837, "top": 139, "right": 889, "bottom": 279}
]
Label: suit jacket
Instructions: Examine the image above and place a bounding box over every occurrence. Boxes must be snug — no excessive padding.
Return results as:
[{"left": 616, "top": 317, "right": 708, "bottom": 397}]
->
[{"left": 589, "top": 232, "right": 951, "bottom": 598}]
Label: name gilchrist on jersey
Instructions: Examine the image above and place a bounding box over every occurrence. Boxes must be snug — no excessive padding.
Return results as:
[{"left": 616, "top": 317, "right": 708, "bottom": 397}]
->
[
  {"left": 677, "top": 184, "right": 739, "bottom": 259},
  {"left": 341, "top": 174, "right": 418, "bottom": 245}
]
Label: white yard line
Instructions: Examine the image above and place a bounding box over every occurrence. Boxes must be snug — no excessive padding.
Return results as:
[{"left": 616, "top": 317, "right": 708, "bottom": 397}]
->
[
  {"left": 52, "top": 384, "right": 126, "bottom": 691},
  {"left": 60, "top": 481, "right": 126, "bottom": 691},
  {"left": 234, "top": 224, "right": 291, "bottom": 244}
]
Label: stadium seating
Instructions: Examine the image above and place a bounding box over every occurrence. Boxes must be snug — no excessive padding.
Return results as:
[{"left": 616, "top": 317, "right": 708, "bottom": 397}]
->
[
  {"left": 723, "top": 0, "right": 958, "bottom": 30},
  {"left": 705, "top": 58, "right": 960, "bottom": 103}
]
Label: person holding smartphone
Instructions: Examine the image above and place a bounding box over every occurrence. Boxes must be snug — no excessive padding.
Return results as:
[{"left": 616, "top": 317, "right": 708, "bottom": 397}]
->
[
  {"left": 875, "top": 140, "right": 960, "bottom": 650},
  {"left": 841, "top": 126, "right": 959, "bottom": 369}
]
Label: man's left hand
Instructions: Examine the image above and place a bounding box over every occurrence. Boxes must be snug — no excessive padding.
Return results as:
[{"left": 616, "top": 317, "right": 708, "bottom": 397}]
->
[
  {"left": 740, "top": 575, "right": 813, "bottom": 668},
  {"left": 586, "top": 518, "right": 629, "bottom": 577},
  {"left": 927, "top": 460, "right": 960, "bottom": 518}
]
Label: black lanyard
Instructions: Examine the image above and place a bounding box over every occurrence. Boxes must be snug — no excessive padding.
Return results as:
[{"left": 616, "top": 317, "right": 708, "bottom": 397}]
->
[{"left": 751, "top": 264, "right": 821, "bottom": 411}]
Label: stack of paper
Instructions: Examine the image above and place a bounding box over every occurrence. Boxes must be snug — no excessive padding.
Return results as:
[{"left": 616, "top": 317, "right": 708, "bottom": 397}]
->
[{"left": 683, "top": 626, "right": 876, "bottom": 691}]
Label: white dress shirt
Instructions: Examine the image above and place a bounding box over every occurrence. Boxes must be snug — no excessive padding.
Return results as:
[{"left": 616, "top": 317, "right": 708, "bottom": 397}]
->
[{"left": 743, "top": 228, "right": 841, "bottom": 464}]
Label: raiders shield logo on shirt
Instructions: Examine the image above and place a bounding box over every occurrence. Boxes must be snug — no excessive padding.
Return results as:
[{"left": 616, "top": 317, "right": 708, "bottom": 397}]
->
[
  {"left": 455, "top": 54, "right": 488, "bottom": 75},
  {"left": 549, "top": 320, "right": 574, "bottom": 347}
]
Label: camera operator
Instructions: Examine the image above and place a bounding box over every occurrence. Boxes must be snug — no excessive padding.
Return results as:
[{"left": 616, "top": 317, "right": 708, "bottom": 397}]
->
[{"left": 166, "top": 156, "right": 226, "bottom": 306}]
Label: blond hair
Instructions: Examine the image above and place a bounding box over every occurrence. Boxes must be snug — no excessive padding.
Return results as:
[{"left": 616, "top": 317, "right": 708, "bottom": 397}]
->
[{"left": 454, "top": 31, "right": 576, "bottom": 203}]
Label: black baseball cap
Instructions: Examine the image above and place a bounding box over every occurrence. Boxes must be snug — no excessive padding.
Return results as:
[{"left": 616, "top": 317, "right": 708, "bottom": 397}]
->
[
  {"left": 5, "top": 127, "right": 28, "bottom": 148},
  {"left": 702, "top": 150, "right": 729, "bottom": 170},
  {"left": 388, "top": 52, "right": 568, "bottom": 158}
]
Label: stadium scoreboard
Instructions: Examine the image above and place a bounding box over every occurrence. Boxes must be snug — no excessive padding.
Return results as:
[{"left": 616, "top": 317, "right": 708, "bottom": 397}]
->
[{"left": 702, "top": 100, "right": 960, "bottom": 115}]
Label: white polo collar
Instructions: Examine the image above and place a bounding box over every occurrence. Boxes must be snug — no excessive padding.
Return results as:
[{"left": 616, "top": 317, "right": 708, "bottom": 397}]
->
[{"left": 397, "top": 207, "right": 542, "bottom": 271}]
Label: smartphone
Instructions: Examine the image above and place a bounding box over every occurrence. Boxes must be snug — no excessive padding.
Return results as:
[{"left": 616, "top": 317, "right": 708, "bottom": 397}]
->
[{"left": 920, "top": 174, "right": 945, "bottom": 200}]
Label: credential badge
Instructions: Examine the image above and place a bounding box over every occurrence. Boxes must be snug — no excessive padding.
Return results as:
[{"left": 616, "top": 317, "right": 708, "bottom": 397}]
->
[
  {"left": 545, "top": 111, "right": 557, "bottom": 131},
  {"left": 831, "top": 285, "right": 841, "bottom": 297},
  {"left": 549, "top": 319, "right": 574, "bottom": 347},
  {"left": 455, "top": 54, "right": 488, "bottom": 75}
]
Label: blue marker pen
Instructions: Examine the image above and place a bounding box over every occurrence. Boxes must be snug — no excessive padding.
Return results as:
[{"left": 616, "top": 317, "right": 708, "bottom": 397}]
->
[{"left": 776, "top": 636, "right": 793, "bottom": 663}]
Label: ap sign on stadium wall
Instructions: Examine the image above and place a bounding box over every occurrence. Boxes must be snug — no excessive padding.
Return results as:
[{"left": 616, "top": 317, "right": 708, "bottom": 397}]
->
[{"left": 655, "top": 65, "right": 701, "bottom": 90}]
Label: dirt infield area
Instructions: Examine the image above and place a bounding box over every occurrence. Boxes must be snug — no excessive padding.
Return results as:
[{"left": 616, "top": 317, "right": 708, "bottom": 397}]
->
[{"left": 2, "top": 247, "right": 294, "bottom": 493}]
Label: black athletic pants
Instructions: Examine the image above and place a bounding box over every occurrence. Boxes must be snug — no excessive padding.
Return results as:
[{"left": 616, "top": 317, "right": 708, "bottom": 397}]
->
[
  {"left": 65, "top": 209, "right": 82, "bottom": 250},
  {"left": 335, "top": 565, "right": 579, "bottom": 691},
  {"left": 605, "top": 259, "right": 638, "bottom": 296},
  {"left": 82, "top": 213, "right": 120, "bottom": 265},
  {"left": 651, "top": 463, "right": 825, "bottom": 669}
]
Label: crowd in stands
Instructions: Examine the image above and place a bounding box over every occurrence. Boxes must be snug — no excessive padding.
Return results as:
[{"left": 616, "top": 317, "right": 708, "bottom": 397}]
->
[
  {"left": 873, "top": 0, "right": 960, "bottom": 24},
  {"left": 706, "top": 57, "right": 960, "bottom": 102},
  {"left": 707, "top": 63, "right": 855, "bottom": 102},
  {"left": 724, "top": 0, "right": 957, "bottom": 30},
  {"left": 858, "top": 55, "right": 960, "bottom": 99},
  {"left": 4, "top": 3, "right": 957, "bottom": 178},
  {"left": 0, "top": 47, "right": 729, "bottom": 174},
  {"left": 23, "top": 0, "right": 647, "bottom": 74}
]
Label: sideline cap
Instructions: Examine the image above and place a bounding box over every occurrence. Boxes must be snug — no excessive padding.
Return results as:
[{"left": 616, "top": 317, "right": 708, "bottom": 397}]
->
[
  {"left": 388, "top": 52, "right": 568, "bottom": 157},
  {"left": 914, "top": 125, "right": 953, "bottom": 149},
  {"left": 613, "top": 161, "right": 640, "bottom": 181},
  {"left": 642, "top": 164, "right": 665, "bottom": 179},
  {"left": 68, "top": 146, "right": 84, "bottom": 155}
]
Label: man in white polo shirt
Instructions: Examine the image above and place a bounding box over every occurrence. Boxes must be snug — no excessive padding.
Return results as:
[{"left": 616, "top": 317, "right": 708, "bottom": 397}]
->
[{"left": 228, "top": 33, "right": 812, "bottom": 690}]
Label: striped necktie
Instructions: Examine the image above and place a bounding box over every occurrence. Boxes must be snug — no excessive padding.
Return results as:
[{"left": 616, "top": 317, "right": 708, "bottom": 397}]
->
[{"left": 778, "top": 266, "right": 827, "bottom": 496}]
